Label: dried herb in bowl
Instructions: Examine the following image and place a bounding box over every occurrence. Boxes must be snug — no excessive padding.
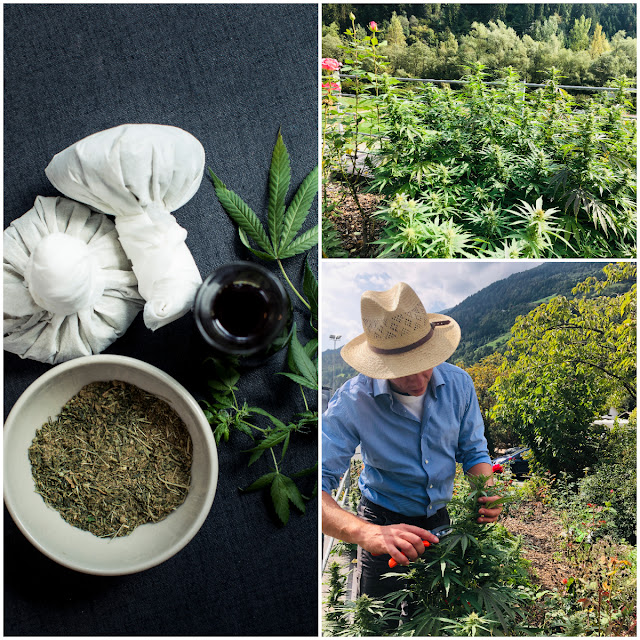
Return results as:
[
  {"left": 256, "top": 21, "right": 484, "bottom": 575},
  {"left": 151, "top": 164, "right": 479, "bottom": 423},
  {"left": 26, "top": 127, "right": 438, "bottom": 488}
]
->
[{"left": 28, "top": 380, "right": 192, "bottom": 538}]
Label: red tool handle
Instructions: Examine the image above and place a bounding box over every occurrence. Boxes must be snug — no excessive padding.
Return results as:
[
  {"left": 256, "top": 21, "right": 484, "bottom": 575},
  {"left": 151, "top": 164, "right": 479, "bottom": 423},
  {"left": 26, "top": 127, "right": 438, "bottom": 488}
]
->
[{"left": 379, "top": 540, "right": 431, "bottom": 568}]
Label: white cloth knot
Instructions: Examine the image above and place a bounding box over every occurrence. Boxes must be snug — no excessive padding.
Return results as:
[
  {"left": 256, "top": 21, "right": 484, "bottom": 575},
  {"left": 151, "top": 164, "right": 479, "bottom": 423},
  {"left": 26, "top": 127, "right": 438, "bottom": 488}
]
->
[{"left": 25, "top": 232, "right": 104, "bottom": 315}]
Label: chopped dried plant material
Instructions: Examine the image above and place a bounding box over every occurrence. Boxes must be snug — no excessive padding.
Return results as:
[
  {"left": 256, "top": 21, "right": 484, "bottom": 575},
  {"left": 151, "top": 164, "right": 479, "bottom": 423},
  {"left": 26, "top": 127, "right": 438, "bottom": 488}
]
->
[{"left": 29, "top": 380, "right": 192, "bottom": 538}]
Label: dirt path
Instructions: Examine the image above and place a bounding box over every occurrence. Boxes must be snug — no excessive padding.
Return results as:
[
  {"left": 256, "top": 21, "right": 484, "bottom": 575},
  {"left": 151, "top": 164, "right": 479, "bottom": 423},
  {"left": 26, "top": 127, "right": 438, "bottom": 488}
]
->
[
  {"left": 502, "top": 501, "right": 572, "bottom": 591},
  {"left": 323, "top": 181, "right": 383, "bottom": 257}
]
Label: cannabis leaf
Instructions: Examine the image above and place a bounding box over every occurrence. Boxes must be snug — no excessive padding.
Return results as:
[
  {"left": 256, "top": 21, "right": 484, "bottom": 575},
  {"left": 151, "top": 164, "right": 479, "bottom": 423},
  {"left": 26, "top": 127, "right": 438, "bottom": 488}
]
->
[
  {"left": 242, "top": 463, "right": 317, "bottom": 525},
  {"left": 209, "top": 130, "right": 318, "bottom": 262},
  {"left": 279, "top": 323, "right": 318, "bottom": 391},
  {"left": 209, "top": 130, "right": 318, "bottom": 311}
]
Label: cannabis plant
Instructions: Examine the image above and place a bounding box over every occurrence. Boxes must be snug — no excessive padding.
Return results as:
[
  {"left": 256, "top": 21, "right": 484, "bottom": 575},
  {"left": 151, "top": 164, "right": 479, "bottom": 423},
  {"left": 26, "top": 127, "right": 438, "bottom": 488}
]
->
[
  {"left": 388, "top": 474, "right": 533, "bottom": 636},
  {"left": 367, "top": 65, "right": 637, "bottom": 258}
]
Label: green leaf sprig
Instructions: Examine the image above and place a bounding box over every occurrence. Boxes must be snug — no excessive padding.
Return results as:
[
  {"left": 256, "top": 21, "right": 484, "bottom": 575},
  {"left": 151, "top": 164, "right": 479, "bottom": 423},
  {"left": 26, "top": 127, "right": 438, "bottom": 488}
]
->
[
  {"left": 205, "top": 130, "right": 319, "bottom": 524},
  {"left": 201, "top": 342, "right": 318, "bottom": 525}
]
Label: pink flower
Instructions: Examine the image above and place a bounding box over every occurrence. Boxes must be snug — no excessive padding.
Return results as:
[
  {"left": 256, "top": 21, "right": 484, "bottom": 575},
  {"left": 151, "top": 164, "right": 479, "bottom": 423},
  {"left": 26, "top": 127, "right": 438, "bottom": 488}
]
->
[
  {"left": 322, "top": 81, "right": 340, "bottom": 93},
  {"left": 369, "top": 21, "right": 378, "bottom": 32},
  {"left": 322, "top": 58, "right": 341, "bottom": 72},
  {"left": 492, "top": 463, "right": 503, "bottom": 473}
]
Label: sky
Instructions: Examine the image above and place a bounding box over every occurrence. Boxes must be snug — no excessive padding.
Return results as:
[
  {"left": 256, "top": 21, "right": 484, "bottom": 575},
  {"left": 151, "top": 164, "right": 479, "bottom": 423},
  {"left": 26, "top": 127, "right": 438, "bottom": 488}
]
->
[{"left": 320, "top": 260, "right": 543, "bottom": 351}]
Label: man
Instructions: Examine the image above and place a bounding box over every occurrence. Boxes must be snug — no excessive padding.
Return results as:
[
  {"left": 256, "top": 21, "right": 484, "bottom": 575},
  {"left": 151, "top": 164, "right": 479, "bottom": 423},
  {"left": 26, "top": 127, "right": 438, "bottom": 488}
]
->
[{"left": 322, "top": 282, "right": 502, "bottom": 600}]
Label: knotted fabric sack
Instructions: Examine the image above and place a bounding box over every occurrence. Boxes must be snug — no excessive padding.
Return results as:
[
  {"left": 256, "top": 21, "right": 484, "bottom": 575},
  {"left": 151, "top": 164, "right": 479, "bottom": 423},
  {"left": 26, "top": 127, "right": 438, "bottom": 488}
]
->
[
  {"left": 45, "top": 124, "right": 204, "bottom": 330},
  {"left": 4, "top": 196, "right": 144, "bottom": 364}
]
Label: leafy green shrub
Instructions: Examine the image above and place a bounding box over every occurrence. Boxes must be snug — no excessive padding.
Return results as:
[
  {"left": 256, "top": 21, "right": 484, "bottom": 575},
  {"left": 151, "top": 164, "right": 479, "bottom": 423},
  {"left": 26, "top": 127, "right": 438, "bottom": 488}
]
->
[
  {"left": 491, "top": 263, "right": 636, "bottom": 477},
  {"left": 393, "top": 475, "right": 534, "bottom": 637},
  {"left": 578, "top": 416, "right": 637, "bottom": 543},
  {"left": 322, "top": 212, "right": 349, "bottom": 258}
]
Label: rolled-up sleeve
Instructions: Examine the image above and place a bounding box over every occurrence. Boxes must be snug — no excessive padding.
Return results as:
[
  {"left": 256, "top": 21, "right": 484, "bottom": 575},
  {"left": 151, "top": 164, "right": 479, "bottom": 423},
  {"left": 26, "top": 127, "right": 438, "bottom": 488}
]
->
[
  {"left": 455, "top": 374, "right": 491, "bottom": 472},
  {"left": 322, "top": 386, "right": 360, "bottom": 494}
]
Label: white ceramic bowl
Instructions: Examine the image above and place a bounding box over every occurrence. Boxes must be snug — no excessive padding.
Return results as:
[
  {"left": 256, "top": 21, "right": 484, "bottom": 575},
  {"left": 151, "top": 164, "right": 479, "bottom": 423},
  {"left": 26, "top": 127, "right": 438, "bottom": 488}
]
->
[{"left": 4, "top": 355, "right": 218, "bottom": 575}]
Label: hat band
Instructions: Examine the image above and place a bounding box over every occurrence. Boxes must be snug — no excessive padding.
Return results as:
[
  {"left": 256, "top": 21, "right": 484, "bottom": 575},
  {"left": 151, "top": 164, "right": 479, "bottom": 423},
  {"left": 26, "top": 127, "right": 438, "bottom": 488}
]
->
[{"left": 369, "top": 320, "right": 451, "bottom": 356}]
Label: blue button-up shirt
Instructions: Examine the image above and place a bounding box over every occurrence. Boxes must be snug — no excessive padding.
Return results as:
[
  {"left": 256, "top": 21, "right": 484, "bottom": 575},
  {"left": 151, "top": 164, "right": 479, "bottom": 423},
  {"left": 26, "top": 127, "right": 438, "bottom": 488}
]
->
[{"left": 322, "top": 362, "right": 490, "bottom": 516}]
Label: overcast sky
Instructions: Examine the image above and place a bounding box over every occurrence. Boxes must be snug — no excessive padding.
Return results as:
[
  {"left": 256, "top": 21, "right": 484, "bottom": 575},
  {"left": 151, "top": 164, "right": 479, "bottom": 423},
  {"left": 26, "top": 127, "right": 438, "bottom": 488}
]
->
[{"left": 320, "top": 260, "right": 543, "bottom": 351}]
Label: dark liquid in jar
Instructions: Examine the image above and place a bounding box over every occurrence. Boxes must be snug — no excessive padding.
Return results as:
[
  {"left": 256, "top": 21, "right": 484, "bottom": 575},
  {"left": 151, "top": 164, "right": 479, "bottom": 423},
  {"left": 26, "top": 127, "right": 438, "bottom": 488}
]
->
[{"left": 212, "top": 283, "right": 270, "bottom": 337}]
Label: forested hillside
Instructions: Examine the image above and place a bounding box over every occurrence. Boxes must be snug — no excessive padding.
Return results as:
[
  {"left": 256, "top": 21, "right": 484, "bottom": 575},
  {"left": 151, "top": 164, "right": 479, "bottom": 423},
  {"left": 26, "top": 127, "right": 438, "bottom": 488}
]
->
[
  {"left": 324, "top": 4, "right": 636, "bottom": 39},
  {"left": 323, "top": 3, "right": 637, "bottom": 86},
  {"left": 446, "top": 262, "right": 628, "bottom": 363},
  {"left": 321, "top": 262, "right": 632, "bottom": 388}
]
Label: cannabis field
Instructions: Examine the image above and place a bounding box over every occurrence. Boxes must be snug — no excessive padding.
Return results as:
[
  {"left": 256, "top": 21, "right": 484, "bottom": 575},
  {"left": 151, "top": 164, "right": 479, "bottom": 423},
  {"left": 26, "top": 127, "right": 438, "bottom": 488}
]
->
[{"left": 322, "top": 20, "right": 637, "bottom": 259}]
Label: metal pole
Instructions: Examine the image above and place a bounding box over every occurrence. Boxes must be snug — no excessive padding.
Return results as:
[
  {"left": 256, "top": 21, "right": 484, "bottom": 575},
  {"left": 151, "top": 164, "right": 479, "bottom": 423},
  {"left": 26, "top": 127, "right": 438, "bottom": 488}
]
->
[{"left": 329, "top": 334, "right": 342, "bottom": 393}]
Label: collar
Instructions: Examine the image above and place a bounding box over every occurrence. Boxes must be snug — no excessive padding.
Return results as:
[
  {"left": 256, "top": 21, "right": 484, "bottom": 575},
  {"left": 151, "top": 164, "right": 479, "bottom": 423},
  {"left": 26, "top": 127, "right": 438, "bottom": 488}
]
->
[{"left": 370, "top": 365, "right": 445, "bottom": 399}]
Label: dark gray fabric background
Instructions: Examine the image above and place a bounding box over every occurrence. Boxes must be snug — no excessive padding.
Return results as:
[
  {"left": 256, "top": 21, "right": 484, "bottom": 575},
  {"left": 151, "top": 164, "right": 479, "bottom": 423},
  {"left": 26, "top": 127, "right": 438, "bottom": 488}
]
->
[{"left": 4, "top": 4, "right": 318, "bottom": 636}]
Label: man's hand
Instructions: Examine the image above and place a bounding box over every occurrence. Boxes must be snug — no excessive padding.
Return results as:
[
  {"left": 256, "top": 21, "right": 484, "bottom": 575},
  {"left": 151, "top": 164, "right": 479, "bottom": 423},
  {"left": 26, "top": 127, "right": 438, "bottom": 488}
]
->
[
  {"left": 322, "top": 491, "right": 439, "bottom": 567},
  {"left": 360, "top": 523, "right": 439, "bottom": 567},
  {"left": 467, "top": 462, "right": 503, "bottom": 524},
  {"left": 477, "top": 494, "right": 502, "bottom": 524}
]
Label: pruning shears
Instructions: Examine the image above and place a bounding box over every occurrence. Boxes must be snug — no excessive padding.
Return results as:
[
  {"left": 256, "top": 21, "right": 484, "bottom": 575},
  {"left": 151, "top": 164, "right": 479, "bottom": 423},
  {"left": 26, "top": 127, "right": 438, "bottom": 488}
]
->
[{"left": 376, "top": 524, "right": 452, "bottom": 568}]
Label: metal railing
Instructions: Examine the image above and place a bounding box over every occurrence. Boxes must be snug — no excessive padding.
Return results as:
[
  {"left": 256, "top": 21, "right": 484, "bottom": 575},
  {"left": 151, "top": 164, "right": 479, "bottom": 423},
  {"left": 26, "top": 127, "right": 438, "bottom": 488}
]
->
[
  {"left": 339, "top": 73, "right": 637, "bottom": 93},
  {"left": 322, "top": 467, "right": 352, "bottom": 573}
]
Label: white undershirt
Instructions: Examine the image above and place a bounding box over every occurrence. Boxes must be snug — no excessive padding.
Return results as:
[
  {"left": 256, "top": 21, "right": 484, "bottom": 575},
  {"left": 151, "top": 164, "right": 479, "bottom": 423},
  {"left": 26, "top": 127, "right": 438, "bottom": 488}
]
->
[{"left": 391, "top": 389, "right": 426, "bottom": 421}]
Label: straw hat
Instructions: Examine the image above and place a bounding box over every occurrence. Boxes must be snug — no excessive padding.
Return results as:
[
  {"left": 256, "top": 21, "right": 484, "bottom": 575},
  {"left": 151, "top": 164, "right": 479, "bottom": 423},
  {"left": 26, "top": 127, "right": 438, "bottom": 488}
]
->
[{"left": 341, "top": 282, "right": 460, "bottom": 379}]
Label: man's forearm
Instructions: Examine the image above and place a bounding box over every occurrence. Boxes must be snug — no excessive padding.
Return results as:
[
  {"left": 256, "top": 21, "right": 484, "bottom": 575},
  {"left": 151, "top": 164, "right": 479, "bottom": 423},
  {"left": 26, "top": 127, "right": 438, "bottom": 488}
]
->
[
  {"left": 467, "top": 461, "right": 494, "bottom": 485},
  {"left": 322, "top": 490, "right": 370, "bottom": 546},
  {"left": 322, "top": 490, "right": 440, "bottom": 563}
]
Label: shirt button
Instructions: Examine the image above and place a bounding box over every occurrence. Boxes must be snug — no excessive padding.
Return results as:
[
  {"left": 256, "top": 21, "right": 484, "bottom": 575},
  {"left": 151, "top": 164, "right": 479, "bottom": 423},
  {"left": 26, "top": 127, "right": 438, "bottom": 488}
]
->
[
  {"left": 430, "top": 484, "right": 433, "bottom": 489},
  {"left": 425, "top": 459, "right": 429, "bottom": 464},
  {"left": 428, "top": 505, "right": 433, "bottom": 510}
]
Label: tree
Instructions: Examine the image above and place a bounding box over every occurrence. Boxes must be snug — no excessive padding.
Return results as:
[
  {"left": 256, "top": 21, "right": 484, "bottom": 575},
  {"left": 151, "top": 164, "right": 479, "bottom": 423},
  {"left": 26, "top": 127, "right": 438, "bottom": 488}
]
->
[
  {"left": 464, "top": 352, "right": 514, "bottom": 454},
  {"left": 568, "top": 15, "right": 592, "bottom": 51},
  {"left": 322, "top": 4, "right": 356, "bottom": 32},
  {"left": 490, "top": 262, "right": 636, "bottom": 477},
  {"left": 589, "top": 23, "right": 610, "bottom": 58},
  {"left": 396, "top": 41, "right": 433, "bottom": 78},
  {"left": 531, "top": 13, "right": 565, "bottom": 47},
  {"left": 322, "top": 22, "right": 344, "bottom": 61},
  {"left": 457, "top": 21, "right": 529, "bottom": 76},
  {"left": 387, "top": 11, "right": 407, "bottom": 47},
  {"left": 588, "top": 31, "right": 637, "bottom": 85}
]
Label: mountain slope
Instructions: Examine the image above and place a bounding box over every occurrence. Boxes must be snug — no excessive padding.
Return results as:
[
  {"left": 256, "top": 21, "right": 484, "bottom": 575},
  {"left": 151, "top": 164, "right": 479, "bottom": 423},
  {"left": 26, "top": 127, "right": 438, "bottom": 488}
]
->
[{"left": 446, "top": 262, "right": 615, "bottom": 364}]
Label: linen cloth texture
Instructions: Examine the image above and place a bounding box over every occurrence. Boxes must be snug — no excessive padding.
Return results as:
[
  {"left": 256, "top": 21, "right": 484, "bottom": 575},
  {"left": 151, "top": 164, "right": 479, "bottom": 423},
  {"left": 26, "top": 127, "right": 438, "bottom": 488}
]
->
[
  {"left": 356, "top": 496, "right": 450, "bottom": 599},
  {"left": 3, "top": 196, "right": 143, "bottom": 364},
  {"left": 45, "top": 124, "right": 204, "bottom": 331},
  {"left": 322, "top": 362, "right": 491, "bottom": 517}
]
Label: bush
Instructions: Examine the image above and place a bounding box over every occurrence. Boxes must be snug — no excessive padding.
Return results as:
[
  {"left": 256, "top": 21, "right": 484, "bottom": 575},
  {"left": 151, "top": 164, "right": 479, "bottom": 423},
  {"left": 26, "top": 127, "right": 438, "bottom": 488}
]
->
[
  {"left": 578, "top": 415, "right": 637, "bottom": 543},
  {"left": 324, "top": 472, "right": 535, "bottom": 636}
]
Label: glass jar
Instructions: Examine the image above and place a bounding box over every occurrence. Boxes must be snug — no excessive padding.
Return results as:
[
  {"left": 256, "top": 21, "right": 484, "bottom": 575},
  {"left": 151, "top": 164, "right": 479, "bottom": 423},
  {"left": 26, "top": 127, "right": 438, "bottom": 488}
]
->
[{"left": 194, "top": 262, "right": 292, "bottom": 365}]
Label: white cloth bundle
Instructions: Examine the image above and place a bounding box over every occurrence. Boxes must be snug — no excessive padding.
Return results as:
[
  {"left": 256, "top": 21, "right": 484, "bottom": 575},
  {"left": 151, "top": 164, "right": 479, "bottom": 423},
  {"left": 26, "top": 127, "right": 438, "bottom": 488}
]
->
[
  {"left": 45, "top": 124, "right": 204, "bottom": 331},
  {"left": 4, "top": 196, "right": 144, "bottom": 364}
]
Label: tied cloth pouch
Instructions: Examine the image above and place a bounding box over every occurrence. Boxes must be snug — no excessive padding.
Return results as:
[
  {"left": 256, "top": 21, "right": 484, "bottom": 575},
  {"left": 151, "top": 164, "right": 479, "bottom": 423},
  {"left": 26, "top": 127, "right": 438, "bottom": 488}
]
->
[
  {"left": 3, "top": 196, "right": 144, "bottom": 364},
  {"left": 45, "top": 124, "right": 204, "bottom": 331}
]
